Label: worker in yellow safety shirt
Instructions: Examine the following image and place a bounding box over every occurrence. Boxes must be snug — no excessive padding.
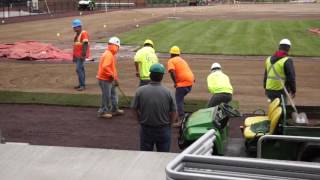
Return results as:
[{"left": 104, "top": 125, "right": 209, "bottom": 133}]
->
[
  {"left": 134, "top": 39, "right": 159, "bottom": 86},
  {"left": 263, "top": 38, "right": 296, "bottom": 104},
  {"left": 207, "top": 63, "right": 233, "bottom": 107}
]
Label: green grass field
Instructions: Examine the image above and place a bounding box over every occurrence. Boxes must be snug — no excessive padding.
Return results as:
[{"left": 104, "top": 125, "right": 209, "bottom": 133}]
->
[
  {"left": 0, "top": 91, "right": 210, "bottom": 112},
  {"left": 118, "top": 20, "right": 320, "bottom": 56}
]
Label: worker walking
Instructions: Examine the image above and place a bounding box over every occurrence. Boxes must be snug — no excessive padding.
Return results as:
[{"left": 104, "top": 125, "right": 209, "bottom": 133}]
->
[
  {"left": 72, "top": 19, "right": 90, "bottom": 91},
  {"left": 134, "top": 39, "right": 159, "bottom": 86},
  {"left": 96, "top": 37, "right": 124, "bottom": 119},
  {"left": 264, "top": 39, "right": 296, "bottom": 103},
  {"left": 132, "top": 63, "right": 177, "bottom": 152},
  {"left": 167, "top": 46, "right": 194, "bottom": 127},
  {"left": 207, "top": 63, "right": 233, "bottom": 107}
]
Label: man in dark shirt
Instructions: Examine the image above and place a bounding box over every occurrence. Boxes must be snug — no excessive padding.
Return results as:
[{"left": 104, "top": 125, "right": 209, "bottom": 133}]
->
[
  {"left": 132, "top": 63, "right": 177, "bottom": 152},
  {"left": 264, "top": 38, "right": 296, "bottom": 103}
]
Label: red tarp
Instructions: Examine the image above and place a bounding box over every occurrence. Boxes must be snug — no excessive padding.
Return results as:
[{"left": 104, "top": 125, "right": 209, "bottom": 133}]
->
[
  {"left": 309, "top": 28, "right": 320, "bottom": 35},
  {"left": 0, "top": 41, "right": 72, "bottom": 61}
]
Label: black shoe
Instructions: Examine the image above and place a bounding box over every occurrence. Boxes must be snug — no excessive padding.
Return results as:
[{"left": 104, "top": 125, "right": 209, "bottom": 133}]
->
[
  {"left": 76, "top": 86, "right": 85, "bottom": 91},
  {"left": 74, "top": 85, "right": 80, "bottom": 89}
]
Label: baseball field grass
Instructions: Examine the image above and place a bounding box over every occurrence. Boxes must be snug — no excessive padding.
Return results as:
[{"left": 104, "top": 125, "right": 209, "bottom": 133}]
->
[
  {"left": 0, "top": 91, "right": 239, "bottom": 112},
  {"left": 118, "top": 20, "right": 320, "bottom": 56}
]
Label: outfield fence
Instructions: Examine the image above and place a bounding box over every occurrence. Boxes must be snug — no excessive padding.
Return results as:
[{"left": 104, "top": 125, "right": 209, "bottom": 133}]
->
[{"left": 0, "top": 0, "right": 138, "bottom": 18}]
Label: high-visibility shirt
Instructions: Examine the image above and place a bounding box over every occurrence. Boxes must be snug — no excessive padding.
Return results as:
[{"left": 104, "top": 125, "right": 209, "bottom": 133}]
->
[
  {"left": 207, "top": 70, "right": 233, "bottom": 94},
  {"left": 134, "top": 46, "right": 159, "bottom": 80},
  {"left": 96, "top": 46, "right": 118, "bottom": 81},
  {"left": 73, "top": 30, "right": 90, "bottom": 58},
  {"left": 265, "top": 56, "right": 288, "bottom": 90},
  {"left": 167, "top": 56, "right": 194, "bottom": 87}
]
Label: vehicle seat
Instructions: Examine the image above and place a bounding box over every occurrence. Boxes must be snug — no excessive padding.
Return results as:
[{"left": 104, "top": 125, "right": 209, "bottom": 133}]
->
[
  {"left": 243, "top": 107, "right": 282, "bottom": 139},
  {"left": 244, "top": 98, "right": 280, "bottom": 127}
]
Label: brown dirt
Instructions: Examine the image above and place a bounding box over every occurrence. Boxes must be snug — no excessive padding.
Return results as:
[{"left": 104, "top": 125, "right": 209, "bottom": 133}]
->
[
  {"left": 0, "top": 4, "right": 319, "bottom": 149},
  {"left": 0, "top": 104, "right": 182, "bottom": 152}
]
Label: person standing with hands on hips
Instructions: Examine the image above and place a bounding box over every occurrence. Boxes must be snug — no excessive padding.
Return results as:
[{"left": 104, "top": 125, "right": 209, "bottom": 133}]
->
[
  {"left": 72, "top": 19, "right": 90, "bottom": 91},
  {"left": 96, "top": 37, "right": 124, "bottom": 119}
]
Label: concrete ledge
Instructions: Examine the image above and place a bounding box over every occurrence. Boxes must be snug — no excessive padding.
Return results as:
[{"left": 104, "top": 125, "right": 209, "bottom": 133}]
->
[{"left": 0, "top": 144, "right": 177, "bottom": 180}]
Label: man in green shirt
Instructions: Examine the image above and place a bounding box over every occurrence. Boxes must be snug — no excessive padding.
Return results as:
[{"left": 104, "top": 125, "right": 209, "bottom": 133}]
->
[{"left": 134, "top": 39, "right": 159, "bottom": 86}]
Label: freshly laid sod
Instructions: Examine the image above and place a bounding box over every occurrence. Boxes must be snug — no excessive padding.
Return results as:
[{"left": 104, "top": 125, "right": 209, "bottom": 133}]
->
[
  {"left": 118, "top": 20, "right": 320, "bottom": 56},
  {"left": 0, "top": 91, "right": 222, "bottom": 112}
]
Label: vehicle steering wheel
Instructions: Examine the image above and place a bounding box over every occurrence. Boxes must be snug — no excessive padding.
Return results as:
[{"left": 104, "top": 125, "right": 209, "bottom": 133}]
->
[{"left": 220, "top": 103, "right": 241, "bottom": 117}]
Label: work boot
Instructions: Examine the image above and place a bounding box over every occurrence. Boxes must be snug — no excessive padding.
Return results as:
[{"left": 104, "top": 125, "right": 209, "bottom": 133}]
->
[
  {"left": 101, "top": 113, "right": 112, "bottom": 119},
  {"left": 76, "top": 86, "right": 85, "bottom": 91},
  {"left": 74, "top": 85, "right": 80, "bottom": 89},
  {"left": 112, "top": 109, "right": 124, "bottom": 116}
]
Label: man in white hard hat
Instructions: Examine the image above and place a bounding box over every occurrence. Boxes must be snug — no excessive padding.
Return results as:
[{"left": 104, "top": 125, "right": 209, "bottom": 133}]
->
[
  {"left": 207, "top": 63, "right": 233, "bottom": 107},
  {"left": 134, "top": 39, "right": 159, "bottom": 86},
  {"left": 263, "top": 38, "right": 296, "bottom": 103},
  {"left": 96, "top": 37, "right": 124, "bottom": 119}
]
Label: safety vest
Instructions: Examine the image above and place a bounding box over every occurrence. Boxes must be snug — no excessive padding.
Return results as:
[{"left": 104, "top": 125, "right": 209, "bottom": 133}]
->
[
  {"left": 134, "top": 46, "right": 158, "bottom": 80},
  {"left": 265, "top": 56, "right": 288, "bottom": 90},
  {"left": 73, "top": 30, "right": 90, "bottom": 58},
  {"left": 207, "top": 70, "right": 233, "bottom": 94}
]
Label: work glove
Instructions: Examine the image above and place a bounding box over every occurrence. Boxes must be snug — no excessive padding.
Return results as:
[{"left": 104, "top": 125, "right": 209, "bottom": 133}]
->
[
  {"left": 114, "top": 80, "right": 119, "bottom": 87},
  {"left": 135, "top": 72, "right": 140, "bottom": 78},
  {"left": 290, "top": 93, "right": 295, "bottom": 99}
]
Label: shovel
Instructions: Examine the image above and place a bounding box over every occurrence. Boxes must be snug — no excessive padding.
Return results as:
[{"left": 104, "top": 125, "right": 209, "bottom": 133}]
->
[
  {"left": 282, "top": 85, "right": 308, "bottom": 124},
  {"left": 270, "top": 64, "right": 308, "bottom": 124},
  {"left": 117, "top": 85, "right": 131, "bottom": 107}
]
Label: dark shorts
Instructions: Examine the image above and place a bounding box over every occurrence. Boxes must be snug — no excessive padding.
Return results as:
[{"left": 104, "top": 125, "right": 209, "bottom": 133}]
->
[{"left": 208, "top": 93, "right": 232, "bottom": 107}]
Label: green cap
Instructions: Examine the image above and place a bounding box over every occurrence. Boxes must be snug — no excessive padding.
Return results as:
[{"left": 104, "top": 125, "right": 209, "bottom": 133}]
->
[{"left": 150, "top": 63, "right": 165, "bottom": 74}]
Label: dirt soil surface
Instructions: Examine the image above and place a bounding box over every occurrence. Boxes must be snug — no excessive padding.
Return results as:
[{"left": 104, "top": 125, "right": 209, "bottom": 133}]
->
[
  {"left": 0, "top": 104, "right": 243, "bottom": 152},
  {"left": 0, "top": 4, "right": 319, "bottom": 149}
]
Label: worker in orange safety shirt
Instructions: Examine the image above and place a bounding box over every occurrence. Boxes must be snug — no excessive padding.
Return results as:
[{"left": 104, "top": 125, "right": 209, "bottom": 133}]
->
[
  {"left": 72, "top": 19, "right": 90, "bottom": 91},
  {"left": 96, "top": 37, "right": 124, "bottom": 119},
  {"left": 167, "top": 46, "right": 195, "bottom": 127}
]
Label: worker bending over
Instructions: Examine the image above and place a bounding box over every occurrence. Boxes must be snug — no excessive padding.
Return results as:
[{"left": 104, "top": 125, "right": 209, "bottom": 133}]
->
[
  {"left": 167, "top": 46, "right": 194, "bottom": 127},
  {"left": 207, "top": 63, "right": 233, "bottom": 107}
]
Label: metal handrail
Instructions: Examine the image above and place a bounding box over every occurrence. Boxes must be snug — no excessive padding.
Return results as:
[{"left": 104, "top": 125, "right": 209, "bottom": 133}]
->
[
  {"left": 166, "top": 130, "right": 320, "bottom": 180},
  {"left": 257, "top": 134, "right": 320, "bottom": 158}
]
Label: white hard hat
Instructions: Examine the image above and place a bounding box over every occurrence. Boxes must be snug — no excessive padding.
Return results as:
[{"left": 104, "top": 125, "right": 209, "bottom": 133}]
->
[
  {"left": 279, "top": 39, "right": 291, "bottom": 46},
  {"left": 108, "top": 37, "right": 120, "bottom": 47},
  {"left": 211, "top": 63, "right": 221, "bottom": 70}
]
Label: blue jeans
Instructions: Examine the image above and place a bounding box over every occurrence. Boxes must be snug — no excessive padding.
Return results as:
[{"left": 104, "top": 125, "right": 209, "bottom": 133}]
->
[
  {"left": 98, "top": 80, "right": 118, "bottom": 114},
  {"left": 140, "top": 125, "right": 171, "bottom": 152},
  {"left": 75, "top": 58, "right": 85, "bottom": 87},
  {"left": 176, "top": 86, "right": 192, "bottom": 118}
]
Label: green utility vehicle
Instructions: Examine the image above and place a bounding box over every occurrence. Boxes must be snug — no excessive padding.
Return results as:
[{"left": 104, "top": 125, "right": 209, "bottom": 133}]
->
[
  {"left": 178, "top": 100, "right": 320, "bottom": 162},
  {"left": 178, "top": 103, "right": 241, "bottom": 155},
  {"left": 247, "top": 104, "right": 320, "bottom": 162}
]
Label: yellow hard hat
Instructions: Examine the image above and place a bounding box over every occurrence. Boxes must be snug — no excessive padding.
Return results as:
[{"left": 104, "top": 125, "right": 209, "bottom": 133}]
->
[
  {"left": 144, "top": 39, "right": 154, "bottom": 46},
  {"left": 170, "top": 46, "right": 180, "bottom": 55}
]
